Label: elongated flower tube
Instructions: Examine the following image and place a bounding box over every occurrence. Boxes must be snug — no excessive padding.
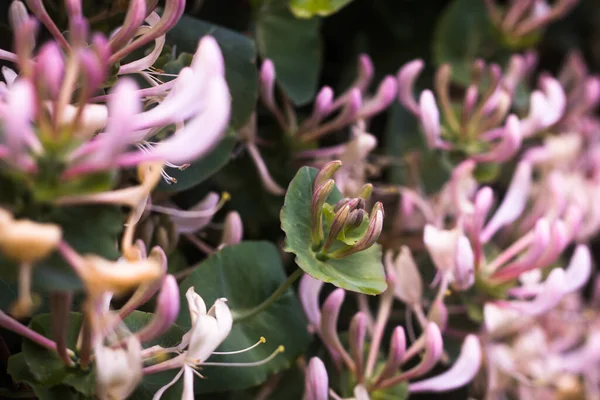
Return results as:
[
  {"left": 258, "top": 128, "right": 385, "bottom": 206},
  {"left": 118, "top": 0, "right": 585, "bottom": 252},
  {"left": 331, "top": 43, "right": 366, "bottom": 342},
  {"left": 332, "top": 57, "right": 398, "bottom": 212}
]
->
[
  {"left": 409, "top": 335, "right": 482, "bottom": 393},
  {"left": 135, "top": 275, "right": 180, "bottom": 343},
  {"left": 304, "top": 357, "right": 329, "bottom": 400}
]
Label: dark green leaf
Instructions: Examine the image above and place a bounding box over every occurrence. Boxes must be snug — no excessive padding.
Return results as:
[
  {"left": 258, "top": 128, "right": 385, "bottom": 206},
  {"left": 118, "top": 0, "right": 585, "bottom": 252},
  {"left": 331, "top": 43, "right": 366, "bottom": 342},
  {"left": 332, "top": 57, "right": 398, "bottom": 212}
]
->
[
  {"left": 7, "top": 353, "right": 85, "bottom": 400},
  {"left": 18, "top": 313, "right": 95, "bottom": 396},
  {"left": 158, "top": 136, "right": 236, "bottom": 193},
  {"left": 433, "top": 0, "right": 498, "bottom": 85},
  {"left": 33, "top": 205, "right": 122, "bottom": 291},
  {"left": 256, "top": 0, "right": 322, "bottom": 105},
  {"left": 178, "top": 241, "right": 311, "bottom": 393},
  {"left": 166, "top": 16, "right": 258, "bottom": 129},
  {"left": 384, "top": 103, "right": 450, "bottom": 193},
  {"left": 281, "top": 167, "right": 387, "bottom": 295},
  {"left": 289, "top": 0, "right": 354, "bottom": 18}
]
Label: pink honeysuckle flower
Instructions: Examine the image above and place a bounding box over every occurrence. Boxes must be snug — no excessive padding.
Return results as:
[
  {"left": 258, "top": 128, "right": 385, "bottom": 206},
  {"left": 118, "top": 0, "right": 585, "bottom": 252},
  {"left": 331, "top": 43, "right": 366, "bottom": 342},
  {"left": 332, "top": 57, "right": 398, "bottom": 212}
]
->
[
  {"left": 484, "top": 0, "right": 578, "bottom": 40},
  {"left": 303, "top": 357, "right": 329, "bottom": 400},
  {"left": 480, "top": 161, "right": 532, "bottom": 243},
  {"left": 409, "top": 335, "right": 482, "bottom": 393},
  {"left": 257, "top": 53, "right": 398, "bottom": 142},
  {"left": 520, "top": 76, "right": 567, "bottom": 137},
  {"left": 135, "top": 275, "right": 180, "bottom": 343},
  {"left": 384, "top": 246, "right": 423, "bottom": 306},
  {"left": 496, "top": 245, "right": 592, "bottom": 316}
]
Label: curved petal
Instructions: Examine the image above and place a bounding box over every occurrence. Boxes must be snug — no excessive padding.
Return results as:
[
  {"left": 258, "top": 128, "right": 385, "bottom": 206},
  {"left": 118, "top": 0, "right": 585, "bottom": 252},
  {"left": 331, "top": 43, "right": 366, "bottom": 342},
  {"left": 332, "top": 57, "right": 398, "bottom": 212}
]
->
[{"left": 409, "top": 335, "right": 482, "bottom": 393}]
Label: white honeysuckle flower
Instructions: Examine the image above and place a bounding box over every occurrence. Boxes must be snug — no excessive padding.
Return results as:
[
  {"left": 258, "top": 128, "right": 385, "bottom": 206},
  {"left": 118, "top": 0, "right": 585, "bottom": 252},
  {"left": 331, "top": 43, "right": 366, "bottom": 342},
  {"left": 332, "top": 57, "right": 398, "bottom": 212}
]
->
[{"left": 95, "top": 335, "right": 143, "bottom": 400}]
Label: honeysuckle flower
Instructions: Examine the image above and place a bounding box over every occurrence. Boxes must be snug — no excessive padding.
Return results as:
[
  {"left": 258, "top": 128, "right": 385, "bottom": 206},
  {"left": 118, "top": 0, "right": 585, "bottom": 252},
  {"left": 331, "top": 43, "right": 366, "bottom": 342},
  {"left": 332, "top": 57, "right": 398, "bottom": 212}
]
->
[
  {"left": 58, "top": 240, "right": 164, "bottom": 299},
  {"left": 384, "top": 246, "right": 422, "bottom": 306},
  {"left": 484, "top": 0, "right": 579, "bottom": 48},
  {"left": 135, "top": 275, "right": 180, "bottom": 343},
  {"left": 0, "top": 209, "right": 62, "bottom": 317},
  {"left": 555, "top": 50, "right": 600, "bottom": 132},
  {"left": 260, "top": 54, "right": 397, "bottom": 141},
  {"left": 219, "top": 211, "right": 244, "bottom": 248},
  {"left": 299, "top": 281, "right": 482, "bottom": 397},
  {"left": 484, "top": 292, "right": 598, "bottom": 399},
  {"left": 408, "top": 335, "right": 482, "bottom": 393},
  {"left": 520, "top": 76, "right": 567, "bottom": 137},
  {"left": 397, "top": 59, "right": 526, "bottom": 163},
  {"left": 304, "top": 357, "right": 329, "bottom": 400},
  {"left": 496, "top": 245, "right": 592, "bottom": 316},
  {"left": 94, "top": 335, "right": 143, "bottom": 400},
  {"left": 0, "top": 2, "right": 231, "bottom": 194}
]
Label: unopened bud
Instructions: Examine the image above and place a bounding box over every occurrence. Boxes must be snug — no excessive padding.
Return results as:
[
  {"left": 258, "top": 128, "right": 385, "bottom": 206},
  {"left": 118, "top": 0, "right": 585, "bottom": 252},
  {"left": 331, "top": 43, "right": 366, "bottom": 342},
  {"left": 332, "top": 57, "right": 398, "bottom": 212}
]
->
[
  {"left": 311, "top": 180, "right": 335, "bottom": 247},
  {"left": 303, "top": 357, "right": 329, "bottom": 400},
  {"left": 330, "top": 202, "right": 384, "bottom": 259},
  {"left": 220, "top": 211, "right": 243, "bottom": 247},
  {"left": 314, "top": 160, "right": 342, "bottom": 191},
  {"left": 346, "top": 209, "right": 366, "bottom": 230},
  {"left": 358, "top": 183, "right": 373, "bottom": 201},
  {"left": 321, "top": 204, "right": 351, "bottom": 253}
]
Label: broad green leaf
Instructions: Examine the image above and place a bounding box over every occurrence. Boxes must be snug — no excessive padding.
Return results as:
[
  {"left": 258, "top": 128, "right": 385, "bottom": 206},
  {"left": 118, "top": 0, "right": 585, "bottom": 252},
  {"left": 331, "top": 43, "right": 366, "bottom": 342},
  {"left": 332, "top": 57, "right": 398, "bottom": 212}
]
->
[
  {"left": 20, "top": 313, "right": 95, "bottom": 395},
  {"left": 256, "top": 0, "right": 322, "bottom": 105},
  {"left": 166, "top": 16, "right": 258, "bottom": 129},
  {"left": 433, "top": 0, "right": 498, "bottom": 85},
  {"left": 178, "top": 241, "right": 311, "bottom": 393},
  {"left": 384, "top": 103, "right": 449, "bottom": 193},
  {"left": 7, "top": 353, "right": 85, "bottom": 400},
  {"left": 158, "top": 136, "right": 237, "bottom": 192},
  {"left": 280, "top": 167, "right": 386, "bottom": 295},
  {"left": 289, "top": 0, "right": 354, "bottom": 18}
]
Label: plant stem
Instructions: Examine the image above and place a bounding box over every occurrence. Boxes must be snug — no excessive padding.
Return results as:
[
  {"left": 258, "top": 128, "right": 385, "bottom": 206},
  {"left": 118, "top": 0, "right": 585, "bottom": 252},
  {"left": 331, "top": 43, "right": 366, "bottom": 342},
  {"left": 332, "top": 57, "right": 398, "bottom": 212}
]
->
[
  {"left": 50, "top": 292, "right": 75, "bottom": 367},
  {"left": 0, "top": 311, "right": 58, "bottom": 353},
  {"left": 233, "top": 268, "right": 303, "bottom": 322}
]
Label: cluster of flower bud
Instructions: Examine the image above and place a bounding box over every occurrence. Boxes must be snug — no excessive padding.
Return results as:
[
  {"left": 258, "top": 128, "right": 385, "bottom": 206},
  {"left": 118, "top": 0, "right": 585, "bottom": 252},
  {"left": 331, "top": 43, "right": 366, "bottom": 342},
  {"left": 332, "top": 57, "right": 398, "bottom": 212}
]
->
[{"left": 310, "top": 160, "right": 384, "bottom": 260}]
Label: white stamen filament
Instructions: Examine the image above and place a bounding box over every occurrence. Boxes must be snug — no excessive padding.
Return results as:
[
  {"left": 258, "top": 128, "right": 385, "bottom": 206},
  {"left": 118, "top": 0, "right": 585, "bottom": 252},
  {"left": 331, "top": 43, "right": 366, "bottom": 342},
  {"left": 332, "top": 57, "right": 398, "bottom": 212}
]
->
[
  {"left": 196, "top": 345, "right": 284, "bottom": 368},
  {"left": 212, "top": 337, "right": 266, "bottom": 355}
]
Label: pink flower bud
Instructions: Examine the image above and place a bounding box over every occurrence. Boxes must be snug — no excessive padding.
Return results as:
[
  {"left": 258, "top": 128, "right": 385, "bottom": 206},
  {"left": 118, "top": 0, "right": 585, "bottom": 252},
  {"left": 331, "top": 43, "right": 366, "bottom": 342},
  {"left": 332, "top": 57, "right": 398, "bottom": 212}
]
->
[
  {"left": 303, "top": 357, "right": 329, "bottom": 400},
  {"left": 418, "top": 90, "right": 442, "bottom": 149},
  {"left": 136, "top": 275, "right": 180, "bottom": 342},
  {"left": 397, "top": 59, "right": 424, "bottom": 116},
  {"left": 358, "top": 75, "right": 398, "bottom": 119},
  {"left": 453, "top": 235, "right": 475, "bottom": 291}
]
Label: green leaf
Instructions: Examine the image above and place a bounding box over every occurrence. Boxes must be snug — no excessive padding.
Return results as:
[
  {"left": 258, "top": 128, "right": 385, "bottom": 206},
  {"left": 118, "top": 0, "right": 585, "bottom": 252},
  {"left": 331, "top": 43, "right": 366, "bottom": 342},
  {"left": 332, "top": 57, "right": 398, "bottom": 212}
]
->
[
  {"left": 34, "top": 205, "right": 122, "bottom": 291},
  {"left": 256, "top": 0, "right": 322, "bottom": 105},
  {"left": 178, "top": 241, "right": 312, "bottom": 393},
  {"left": 384, "top": 103, "right": 450, "bottom": 194},
  {"left": 280, "top": 167, "right": 387, "bottom": 295},
  {"left": 158, "top": 136, "right": 236, "bottom": 193},
  {"left": 166, "top": 16, "right": 258, "bottom": 129},
  {"left": 19, "top": 313, "right": 95, "bottom": 396},
  {"left": 7, "top": 353, "right": 85, "bottom": 400},
  {"left": 433, "top": 0, "right": 498, "bottom": 85},
  {"left": 289, "top": 0, "right": 354, "bottom": 18}
]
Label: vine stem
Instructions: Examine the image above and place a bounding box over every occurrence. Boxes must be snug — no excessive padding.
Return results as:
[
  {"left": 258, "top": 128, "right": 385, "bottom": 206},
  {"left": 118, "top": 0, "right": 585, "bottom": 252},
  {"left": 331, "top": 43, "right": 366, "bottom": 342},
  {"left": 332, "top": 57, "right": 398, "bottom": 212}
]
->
[{"left": 232, "top": 268, "right": 304, "bottom": 322}]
